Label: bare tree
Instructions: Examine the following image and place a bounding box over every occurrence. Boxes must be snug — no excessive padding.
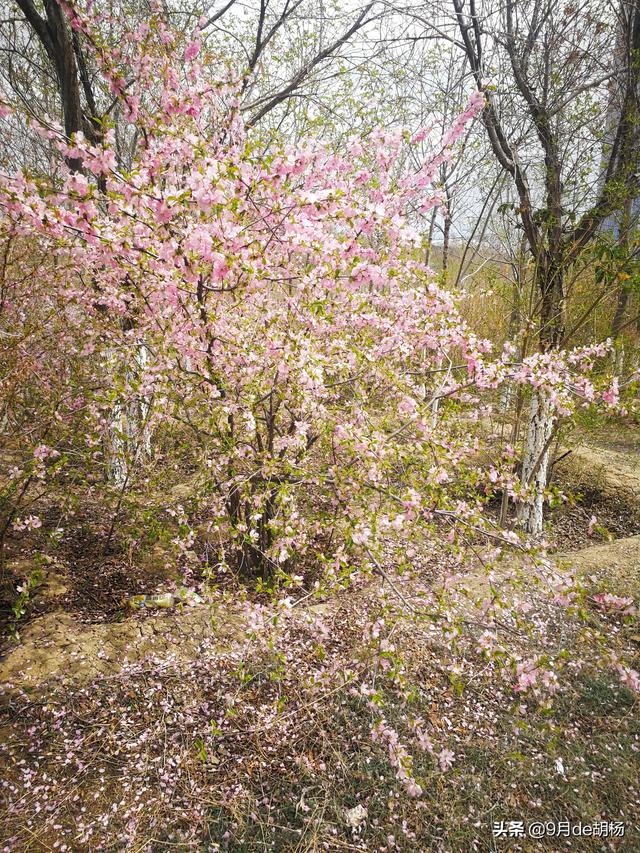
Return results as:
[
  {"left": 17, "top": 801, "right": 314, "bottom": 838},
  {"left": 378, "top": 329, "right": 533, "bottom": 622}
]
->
[
  {"left": 439, "top": 0, "right": 640, "bottom": 533},
  {"left": 11, "top": 0, "right": 103, "bottom": 169}
]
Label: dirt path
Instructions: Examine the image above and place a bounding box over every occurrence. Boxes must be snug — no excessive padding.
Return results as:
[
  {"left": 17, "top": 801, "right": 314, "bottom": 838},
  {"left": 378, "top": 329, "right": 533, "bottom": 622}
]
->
[
  {"left": 557, "top": 534, "right": 640, "bottom": 599},
  {"left": 562, "top": 443, "right": 640, "bottom": 499},
  {"left": 548, "top": 432, "right": 640, "bottom": 550},
  {"left": 0, "top": 604, "right": 246, "bottom": 689}
]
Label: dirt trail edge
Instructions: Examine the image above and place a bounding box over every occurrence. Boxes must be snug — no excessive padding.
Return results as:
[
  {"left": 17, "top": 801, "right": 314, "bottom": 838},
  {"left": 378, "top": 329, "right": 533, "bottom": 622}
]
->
[{"left": 0, "top": 606, "right": 243, "bottom": 690}]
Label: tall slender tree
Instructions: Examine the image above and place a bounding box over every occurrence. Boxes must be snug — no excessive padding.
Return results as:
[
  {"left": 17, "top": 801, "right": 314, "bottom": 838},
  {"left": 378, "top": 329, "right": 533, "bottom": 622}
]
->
[{"left": 441, "top": 0, "right": 640, "bottom": 533}]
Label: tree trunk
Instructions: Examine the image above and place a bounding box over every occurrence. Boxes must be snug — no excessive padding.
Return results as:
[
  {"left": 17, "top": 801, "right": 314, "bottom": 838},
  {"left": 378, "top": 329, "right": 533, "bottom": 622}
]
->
[
  {"left": 517, "top": 258, "right": 564, "bottom": 536},
  {"left": 499, "top": 261, "right": 524, "bottom": 413},
  {"left": 442, "top": 212, "right": 451, "bottom": 278},
  {"left": 105, "top": 340, "right": 151, "bottom": 487},
  {"left": 499, "top": 375, "right": 513, "bottom": 414},
  {"left": 537, "top": 256, "right": 565, "bottom": 350},
  {"left": 610, "top": 195, "right": 633, "bottom": 368},
  {"left": 108, "top": 397, "right": 130, "bottom": 488},
  {"left": 16, "top": 0, "right": 102, "bottom": 171},
  {"left": 517, "top": 388, "right": 555, "bottom": 536},
  {"left": 134, "top": 341, "right": 153, "bottom": 460},
  {"left": 612, "top": 287, "right": 630, "bottom": 340},
  {"left": 614, "top": 339, "right": 625, "bottom": 376}
]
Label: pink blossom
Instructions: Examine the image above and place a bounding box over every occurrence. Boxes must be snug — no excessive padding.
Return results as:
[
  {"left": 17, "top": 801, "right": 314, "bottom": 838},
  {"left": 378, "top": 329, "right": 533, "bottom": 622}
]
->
[
  {"left": 185, "top": 41, "right": 201, "bottom": 61},
  {"left": 438, "top": 748, "right": 455, "bottom": 771}
]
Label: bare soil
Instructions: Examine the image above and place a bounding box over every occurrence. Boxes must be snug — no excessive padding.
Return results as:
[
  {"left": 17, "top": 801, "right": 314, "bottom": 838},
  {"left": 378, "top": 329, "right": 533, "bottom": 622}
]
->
[{"left": 547, "top": 430, "right": 640, "bottom": 551}]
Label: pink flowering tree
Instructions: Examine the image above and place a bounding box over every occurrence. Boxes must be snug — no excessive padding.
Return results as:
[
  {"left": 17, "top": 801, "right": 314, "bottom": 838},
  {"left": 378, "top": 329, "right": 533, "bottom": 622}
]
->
[
  {"left": 0, "top": 7, "right": 622, "bottom": 580},
  {"left": 0, "top": 2, "right": 627, "bottom": 628}
]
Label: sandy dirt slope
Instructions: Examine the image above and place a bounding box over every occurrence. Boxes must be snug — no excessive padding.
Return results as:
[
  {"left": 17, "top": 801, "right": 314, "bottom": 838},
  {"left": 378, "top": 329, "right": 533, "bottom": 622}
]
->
[
  {"left": 0, "top": 605, "right": 242, "bottom": 689},
  {"left": 563, "top": 444, "right": 640, "bottom": 499},
  {"left": 558, "top": 534, "right": 640, "bottom": 600}
]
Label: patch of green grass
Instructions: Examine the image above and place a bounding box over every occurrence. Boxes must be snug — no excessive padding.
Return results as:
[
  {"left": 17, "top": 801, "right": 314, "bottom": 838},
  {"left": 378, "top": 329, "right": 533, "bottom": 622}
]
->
[
  {"left": 201, "top": 670, "right": 639, "bottom": 852},
  {"left": 574, "top": 672, "right": 637, "bottom": 715}
]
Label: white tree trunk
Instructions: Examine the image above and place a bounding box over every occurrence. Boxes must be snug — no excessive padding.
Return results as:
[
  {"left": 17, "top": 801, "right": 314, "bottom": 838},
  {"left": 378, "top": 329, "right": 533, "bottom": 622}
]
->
[
  {"left": 108, "top": 397, "right": 129, "bottom": 487},
  {"left": 499, "top": 380, "right": 513, "bottom": 413},
  {"left": 106, "top": 341, "right": 152, "bottom": 486},
  {"left": 134, "top": 342, "right": 153, "bottom": 459},
  {"left": 517, "top": 389, "right": 555, "bottom": 536}
]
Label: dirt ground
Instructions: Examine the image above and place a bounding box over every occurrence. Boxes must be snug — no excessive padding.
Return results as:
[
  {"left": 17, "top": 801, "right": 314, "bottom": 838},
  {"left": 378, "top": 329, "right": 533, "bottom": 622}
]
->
[
  {"left": 2, "top": 426, "right": 639, "bottom": 692},
  {"left": 0, "top": 430, "right": 639, "bottom": 852},
  {"left": 548, "top": 427, "right": 640, "bottom": 551},
  {"left": 0, "top": 603, "right": 247, "bottom": 689}
]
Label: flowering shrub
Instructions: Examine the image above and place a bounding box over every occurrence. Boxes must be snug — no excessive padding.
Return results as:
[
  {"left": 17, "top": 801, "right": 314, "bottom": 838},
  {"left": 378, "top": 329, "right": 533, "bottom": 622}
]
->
[
  {"left": 1, "top": 16, "right": 481, "bottom": 572},
  {"left": 0, "top": 9, "right": 621, "bottom": 580}
]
